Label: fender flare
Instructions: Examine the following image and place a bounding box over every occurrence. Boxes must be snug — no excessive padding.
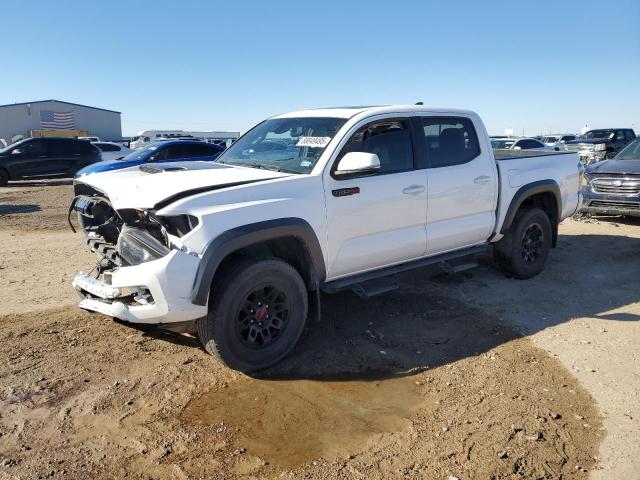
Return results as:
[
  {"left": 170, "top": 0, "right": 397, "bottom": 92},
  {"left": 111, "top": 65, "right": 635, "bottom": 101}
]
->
[
  {"left": 191, "top": 218, "right": 326, "bottom": 306},
  {"left": 501, "top": 180, "right": 562, "bottom": 234}
]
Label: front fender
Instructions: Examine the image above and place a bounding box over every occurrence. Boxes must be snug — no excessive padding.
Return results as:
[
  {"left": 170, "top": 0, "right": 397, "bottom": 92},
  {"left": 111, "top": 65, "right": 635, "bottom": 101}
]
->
[{"left": 191, "top": 218, "right": 325, "bottom": 306}]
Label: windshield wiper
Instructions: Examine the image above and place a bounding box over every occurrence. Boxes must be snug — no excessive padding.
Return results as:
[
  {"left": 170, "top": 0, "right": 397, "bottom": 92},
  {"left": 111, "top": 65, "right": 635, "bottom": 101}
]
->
[{"left": 247, "top": 163, "right": 298, "bottom": 174}]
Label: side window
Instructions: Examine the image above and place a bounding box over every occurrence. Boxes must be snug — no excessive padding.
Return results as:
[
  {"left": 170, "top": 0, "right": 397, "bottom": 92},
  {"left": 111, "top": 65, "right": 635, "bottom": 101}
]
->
[
  {"left": 421, "top": 117, "right": 480, "bottom": 167},
  {"left": 148, "top": 147, "right": 169, "bottom": 162},
  {"left": 165, "top": 144, "right": 200, "bottom": 160},
  {"left": 15, "top": 139, "right": 45, "bottom": 156},
  {"left": 616, "top": 130, "right": 626, "bottom": 141},
  {"left": 48, "top": 139, "right": 74, "bottom": 155},
  {"left": 561, "top": 135, "right": 575, "bottom": 142},
  {"left": 192, "top": 144, "right": 219, "bottom": 157},
  {"left": 337, "top": 119, "right": 414, "bottom": 174}
]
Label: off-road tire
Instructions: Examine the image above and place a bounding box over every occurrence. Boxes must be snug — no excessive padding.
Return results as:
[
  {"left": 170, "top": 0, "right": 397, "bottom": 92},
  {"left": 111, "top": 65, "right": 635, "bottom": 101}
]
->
[
  {"left": 494, "top": 207, "right": 552, "bottom": 279},
  {"left": 197, "top": 257, "right": 308, "bottom": 372},
  {"left": 0, "top": 168, "right": 9, "bottom": 187}
]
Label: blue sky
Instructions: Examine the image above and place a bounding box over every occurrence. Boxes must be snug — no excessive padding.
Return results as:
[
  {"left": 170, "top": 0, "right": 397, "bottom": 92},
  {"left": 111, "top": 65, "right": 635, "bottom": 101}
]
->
[{"left": 1, "top": 0, "right": 638, "bottom": 136}]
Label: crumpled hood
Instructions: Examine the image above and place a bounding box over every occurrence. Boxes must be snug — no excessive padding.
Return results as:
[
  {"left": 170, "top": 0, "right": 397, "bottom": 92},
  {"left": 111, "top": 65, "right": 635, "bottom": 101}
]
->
[
  {"left": 586, "top": 159, "right": 640, "bottom": 176},
  {"left": 75, "top": 162, "right": 289, "bottom": 210}
]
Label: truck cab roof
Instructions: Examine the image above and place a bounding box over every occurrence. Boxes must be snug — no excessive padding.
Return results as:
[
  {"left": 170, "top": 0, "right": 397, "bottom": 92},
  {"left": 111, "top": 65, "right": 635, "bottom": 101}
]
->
[{"left": 273, "top": 105, "right": 478, "bottom": 119}]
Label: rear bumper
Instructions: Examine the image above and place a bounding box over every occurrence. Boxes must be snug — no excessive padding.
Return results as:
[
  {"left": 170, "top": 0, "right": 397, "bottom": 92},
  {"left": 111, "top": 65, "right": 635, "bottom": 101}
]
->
[{"left": 72, "top": 249, "right": 207, "bottom": 324}]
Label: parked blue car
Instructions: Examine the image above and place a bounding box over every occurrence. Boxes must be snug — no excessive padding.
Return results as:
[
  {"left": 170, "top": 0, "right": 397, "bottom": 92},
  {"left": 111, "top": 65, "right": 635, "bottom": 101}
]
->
[{"left": 75, "top": 140, "right": 224, "bottom": 177}]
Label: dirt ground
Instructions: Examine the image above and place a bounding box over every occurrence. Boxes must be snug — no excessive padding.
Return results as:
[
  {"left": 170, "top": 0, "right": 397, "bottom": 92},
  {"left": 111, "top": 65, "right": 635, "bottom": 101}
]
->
[{"left": 1, "top": 179, "right": 637, "bottom": 479}]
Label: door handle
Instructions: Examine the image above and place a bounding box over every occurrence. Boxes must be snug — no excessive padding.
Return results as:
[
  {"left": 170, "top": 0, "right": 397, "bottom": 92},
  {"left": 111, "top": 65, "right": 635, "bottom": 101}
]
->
[
  {"left": 474, "top": 175, "right": 491, "bottom": 184},
  {"left": 402, "top": 185, "right": 426, "bottom": 195}
]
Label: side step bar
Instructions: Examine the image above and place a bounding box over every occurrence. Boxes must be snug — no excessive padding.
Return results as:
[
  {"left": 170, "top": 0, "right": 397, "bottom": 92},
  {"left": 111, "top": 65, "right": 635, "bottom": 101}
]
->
[{"left": 322, "top": 244, "right": 491, "bottom": 295}]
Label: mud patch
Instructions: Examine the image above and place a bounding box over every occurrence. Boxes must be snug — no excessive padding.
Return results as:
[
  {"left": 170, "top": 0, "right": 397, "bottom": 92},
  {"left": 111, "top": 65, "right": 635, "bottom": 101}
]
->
[
  {"left": 0, "top": 303, "right": 602, "bottom": 478},
  {"left": 183, "top": 374, "right": 424, "bottom": 468}
]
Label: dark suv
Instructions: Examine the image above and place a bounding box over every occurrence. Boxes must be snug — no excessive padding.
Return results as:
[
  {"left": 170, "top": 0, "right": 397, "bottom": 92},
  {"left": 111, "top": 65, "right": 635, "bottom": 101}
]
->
[
  {"left": 564, "top": 128, "right": 636, "bottom": 164},
  {"left": 0, "top": 137, "right": 100, "bottom": 186}
]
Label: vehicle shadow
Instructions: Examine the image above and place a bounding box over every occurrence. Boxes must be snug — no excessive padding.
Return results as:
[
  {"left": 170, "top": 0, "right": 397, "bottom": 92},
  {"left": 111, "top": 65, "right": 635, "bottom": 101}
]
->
[
  {"left": 0, "top": 204, "right": 41, "bottom": 215},
  {"left": 138, "top": 231, "right": 639, "bottom": 381},
  {"left": 259, "top": 231, "right": 640, "bottom": 380}
]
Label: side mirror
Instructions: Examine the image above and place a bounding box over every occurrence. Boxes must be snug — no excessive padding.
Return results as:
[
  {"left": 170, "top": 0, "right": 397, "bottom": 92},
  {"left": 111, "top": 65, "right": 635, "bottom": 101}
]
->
[
  {"left": 335, "top": 152, "right": 380, "bottom": 177},
  {"left": 11, "top": 148, "right": 22, "bottom": 155}
]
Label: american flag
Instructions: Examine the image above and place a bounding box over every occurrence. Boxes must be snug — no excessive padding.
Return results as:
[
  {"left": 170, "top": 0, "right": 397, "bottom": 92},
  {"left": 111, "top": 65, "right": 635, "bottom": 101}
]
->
[{"left": 39, "top": 110, "right": 75, "bottom": 130}]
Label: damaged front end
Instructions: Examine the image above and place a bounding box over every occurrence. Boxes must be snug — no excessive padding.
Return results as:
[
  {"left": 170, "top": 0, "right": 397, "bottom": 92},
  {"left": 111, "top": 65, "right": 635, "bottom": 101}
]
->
[{"left": 69, "top": 183, "right": 207, "bottom": 324}]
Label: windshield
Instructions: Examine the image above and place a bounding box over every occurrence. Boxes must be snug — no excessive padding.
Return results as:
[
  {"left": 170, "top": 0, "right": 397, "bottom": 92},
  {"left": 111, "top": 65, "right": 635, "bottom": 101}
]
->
[
  {"left": 215, "top": 117, "right": 347, "bottom": 174},
  {"left": 581, "top": 130, "right": 614, "bottom": 140},
  {"left": 491, "top": 139, "right": 516, "bottom": 149},
  {"left": 615, "top": 139, "right": 640, "bottom": 160},
  {"left": 118, "top": 143, "right": 161, "bottom": 161},
  {"left": 542, "top": 136, "right": 560, "bottom": 143},
  {"left": 0, "top": 139, "right": 26, "bottom": 153}
]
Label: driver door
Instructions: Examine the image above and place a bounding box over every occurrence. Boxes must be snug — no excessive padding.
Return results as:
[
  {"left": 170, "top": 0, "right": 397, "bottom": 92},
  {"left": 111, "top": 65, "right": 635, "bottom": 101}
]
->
[
  {"left": 323, "top": 117, "right": 428, "bottom": 279},
  {"left": 9, "top": 139, "right": 48, "bottom": 178}
]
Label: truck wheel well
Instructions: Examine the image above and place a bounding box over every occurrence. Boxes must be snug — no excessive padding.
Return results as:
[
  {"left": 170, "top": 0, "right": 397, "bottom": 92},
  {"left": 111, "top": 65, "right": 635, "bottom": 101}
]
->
[
  {"left": 516, "top": 192, "right": 559, "bottom": 246},
  {"left": 214, "top": 236, "right": 319, "bottom": 293}
]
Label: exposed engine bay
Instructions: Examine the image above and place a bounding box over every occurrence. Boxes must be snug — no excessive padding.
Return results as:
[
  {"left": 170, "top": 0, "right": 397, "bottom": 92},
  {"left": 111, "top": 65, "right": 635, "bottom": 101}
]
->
[{"left": 69, "top": 183, "right": 196, "bottom": 270}]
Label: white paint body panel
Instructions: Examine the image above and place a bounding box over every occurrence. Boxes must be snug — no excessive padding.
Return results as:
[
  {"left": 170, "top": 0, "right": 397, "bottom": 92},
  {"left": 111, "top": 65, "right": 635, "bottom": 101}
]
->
[
  {"left": 74, "top": 105, "right": 581, "bottom": 324},
  {"left": 423, "top": 113, "right": 498, "bottom": 255}
]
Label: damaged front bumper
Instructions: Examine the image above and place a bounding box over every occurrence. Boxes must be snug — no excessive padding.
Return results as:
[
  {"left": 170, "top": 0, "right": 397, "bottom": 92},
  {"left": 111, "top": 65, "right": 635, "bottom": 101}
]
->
[{"left": 73, "top": 249, "right": 207, "bottom": 324}]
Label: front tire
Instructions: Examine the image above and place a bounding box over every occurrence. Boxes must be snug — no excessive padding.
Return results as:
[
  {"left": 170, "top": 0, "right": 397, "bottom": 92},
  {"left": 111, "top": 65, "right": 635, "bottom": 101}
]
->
[
  {"left": 494, "top": 207, "right": 552, "bottom": 279},
  {"left": 197, "top": 258, "right": 308, "bottom": 372}
]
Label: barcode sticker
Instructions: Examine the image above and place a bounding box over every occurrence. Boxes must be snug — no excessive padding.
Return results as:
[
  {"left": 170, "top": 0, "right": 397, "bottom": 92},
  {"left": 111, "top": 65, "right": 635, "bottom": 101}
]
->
[{"left": 296, "top": 136, "right": 331, "bottom": 148}]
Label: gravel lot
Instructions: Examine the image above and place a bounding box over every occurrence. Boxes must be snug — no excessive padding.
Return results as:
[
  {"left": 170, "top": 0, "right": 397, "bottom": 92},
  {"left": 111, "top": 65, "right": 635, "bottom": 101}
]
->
[{"left": 1, "top": 180, "right": 638, "bottom": 479}]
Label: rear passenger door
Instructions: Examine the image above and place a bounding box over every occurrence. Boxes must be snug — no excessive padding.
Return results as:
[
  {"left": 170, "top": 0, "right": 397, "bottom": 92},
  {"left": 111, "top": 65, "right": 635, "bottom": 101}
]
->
[
  {"left": 419, "top": 115, "right": 498, "bottom": 255},
  {"left": 48, "top": 138, "right": 83, "bottom": 175}
]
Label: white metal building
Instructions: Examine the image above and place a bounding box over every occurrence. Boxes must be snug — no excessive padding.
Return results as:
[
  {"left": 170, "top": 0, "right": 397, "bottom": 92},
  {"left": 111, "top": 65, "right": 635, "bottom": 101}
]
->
[{"left": 0, "top": 99, "right": 122, "bottom": 143}]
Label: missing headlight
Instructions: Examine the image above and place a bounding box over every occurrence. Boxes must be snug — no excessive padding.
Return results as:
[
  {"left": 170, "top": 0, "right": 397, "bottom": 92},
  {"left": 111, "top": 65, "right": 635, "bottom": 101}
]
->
[{"left": 117, "top": 225, "right": 171, "bottom": 266}]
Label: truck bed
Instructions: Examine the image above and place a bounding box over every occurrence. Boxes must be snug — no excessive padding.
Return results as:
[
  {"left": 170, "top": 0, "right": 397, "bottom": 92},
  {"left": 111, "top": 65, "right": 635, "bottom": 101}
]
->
[
  {"left": 493, "top": 149, "right": 576, "bottom": 161},
  {"left": 492, "top": 149, "right": 581, "bottom": 236}
]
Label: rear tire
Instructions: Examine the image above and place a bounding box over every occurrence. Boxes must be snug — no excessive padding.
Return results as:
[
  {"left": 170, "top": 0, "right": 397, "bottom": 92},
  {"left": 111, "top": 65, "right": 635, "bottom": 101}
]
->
[
  {"left": 197, "top": 257, "right": 308, "bottom": 372},
  {"left": 494, "top": 207, "right": 552, "bottom": 279},
  {"left": 0, "top": 168, "right": 9, "bottom": 186}
]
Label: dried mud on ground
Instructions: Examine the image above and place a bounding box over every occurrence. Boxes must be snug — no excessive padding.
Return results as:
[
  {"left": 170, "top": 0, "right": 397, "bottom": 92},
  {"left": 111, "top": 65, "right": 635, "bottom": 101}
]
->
[
  {"left": 0, "top": 181, "right": 604, "bottom": 479},
  {"left": 0, "top": 179, "right": 73, "bottom": 232},
  {"left": 1, "top": 305, "right": 601, "bottom": 480}
]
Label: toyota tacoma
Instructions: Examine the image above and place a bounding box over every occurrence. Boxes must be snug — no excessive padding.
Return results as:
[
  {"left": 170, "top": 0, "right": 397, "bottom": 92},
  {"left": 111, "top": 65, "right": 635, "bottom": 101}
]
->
[{"left": 70, "top": 105, "right": 582, "bottom": 371}]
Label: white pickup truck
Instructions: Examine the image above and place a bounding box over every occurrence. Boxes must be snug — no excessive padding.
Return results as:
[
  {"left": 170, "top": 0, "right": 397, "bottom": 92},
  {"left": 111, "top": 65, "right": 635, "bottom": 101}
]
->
[{"left": 70, "top": 105, "right": 582, "bottom": 371}]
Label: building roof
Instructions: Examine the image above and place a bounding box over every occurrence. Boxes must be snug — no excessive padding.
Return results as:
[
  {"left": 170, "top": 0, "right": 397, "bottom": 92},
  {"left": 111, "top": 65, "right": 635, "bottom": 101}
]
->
[{"left": 0, "top": 99, "right": 120, "bottom": 114}]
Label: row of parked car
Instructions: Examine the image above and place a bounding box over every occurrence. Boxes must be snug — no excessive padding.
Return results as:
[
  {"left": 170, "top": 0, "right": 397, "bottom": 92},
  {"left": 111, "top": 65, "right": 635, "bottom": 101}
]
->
[
  {"left": 492, "top": 128, "right": 637, "bottom": 162},
  {"left": 490, "top": 128, "right": 640, "bottom": 218},
  {"left": 0, "top": 137, "right": 224, "bottom": 186},
  {"left": 1, "top": 124, "right": 639, "bottom": 222}
]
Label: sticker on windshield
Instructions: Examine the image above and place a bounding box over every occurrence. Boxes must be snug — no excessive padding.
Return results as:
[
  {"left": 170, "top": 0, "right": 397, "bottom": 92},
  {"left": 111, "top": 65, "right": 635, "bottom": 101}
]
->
[
  {"left": 296, "top": 136, "right": 331, "bottom": 148},
  {"left": 300, "top": 160, "right": 312, "bottom": 167}
]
